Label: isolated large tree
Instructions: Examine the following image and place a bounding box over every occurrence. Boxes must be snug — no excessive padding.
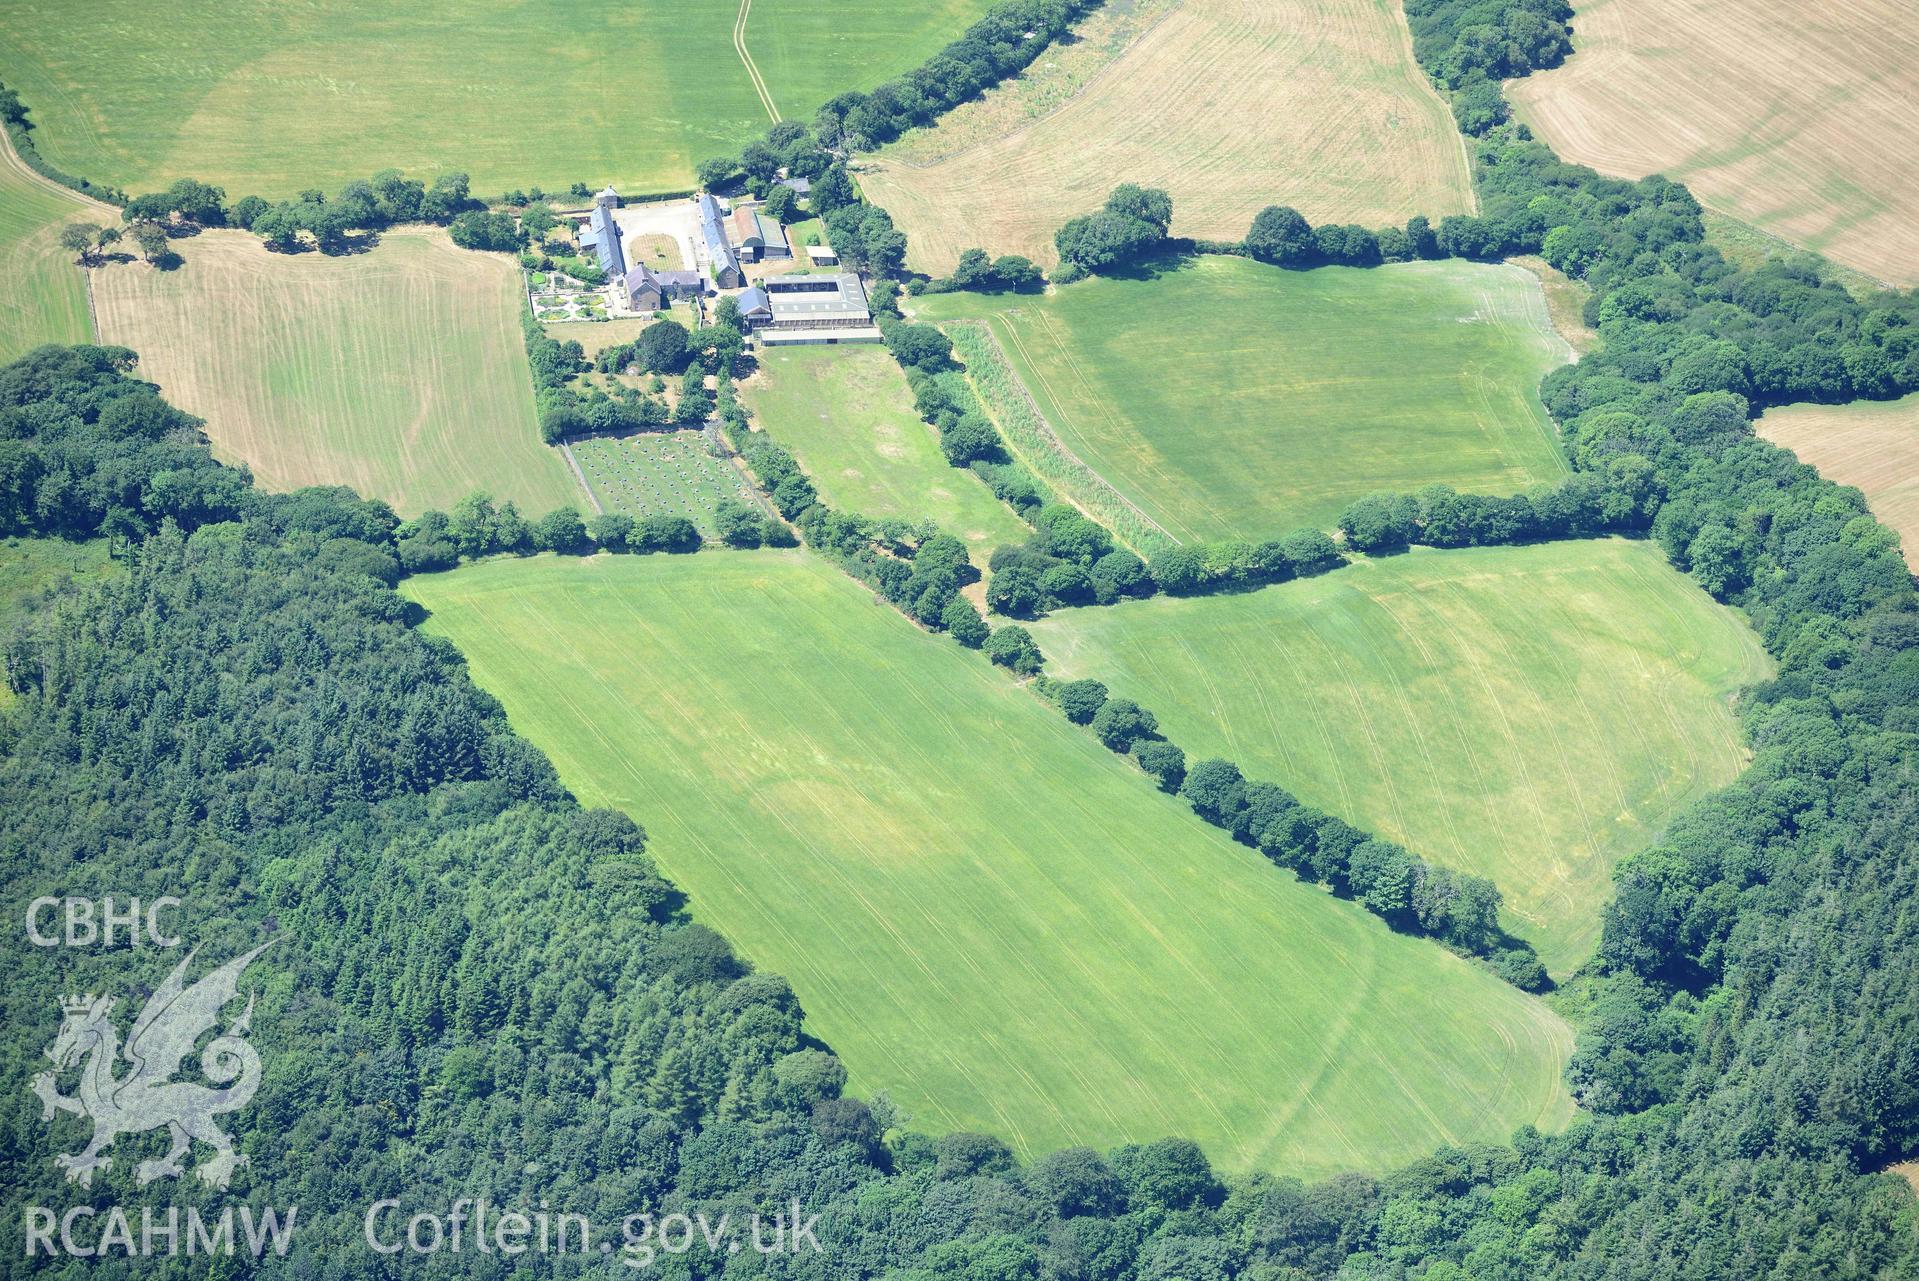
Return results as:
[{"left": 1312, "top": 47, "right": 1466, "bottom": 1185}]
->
[
  {"left": 59, "top": 222, "right": 101, "bottom": 264},
  {"left": 1246, "top": 205, "right": 1316, "bottom": 265},
  {"left": 129, "top": 221, "right": 169, "bottom": 262}
]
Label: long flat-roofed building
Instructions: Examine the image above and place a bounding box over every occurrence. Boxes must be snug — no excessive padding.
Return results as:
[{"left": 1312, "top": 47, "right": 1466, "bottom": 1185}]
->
[{"left": 754, "top": 273, "right": 882, "bottom": 345}]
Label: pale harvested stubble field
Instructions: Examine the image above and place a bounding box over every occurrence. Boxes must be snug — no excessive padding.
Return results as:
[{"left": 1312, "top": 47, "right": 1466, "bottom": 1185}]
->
[
  {"left": 91, "top": 228, "right": 581, "bottom": 516},
  {"left": 1508, "top": 0, "right": 1919, "bottom": 285},
  {"left": 1760, "top": 393, "right": 1919, "bottom": 570},
  {"left": 863, "top": 0, "right": 1475, "bottom": 273}
]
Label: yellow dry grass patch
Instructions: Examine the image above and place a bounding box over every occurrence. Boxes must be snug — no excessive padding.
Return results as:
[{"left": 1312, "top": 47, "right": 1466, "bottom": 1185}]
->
[
  {"left": 862, "top": 0, "right": 1474, "bottom": 274},
  {"left": 545, "top": 318, "right": 651, "bottom": 360},
  {"left": 91, "top": 228, "right": 581, "bottom": 517},
  {"left": 1508, "top": 0, "right": 1919, "bottom": 286},
  {"left": 1510, "top": 255, "right": 1597, "bottom": 355},
  {"left": 1759, "top": 394, "right": 1919, "bottom": 570}
]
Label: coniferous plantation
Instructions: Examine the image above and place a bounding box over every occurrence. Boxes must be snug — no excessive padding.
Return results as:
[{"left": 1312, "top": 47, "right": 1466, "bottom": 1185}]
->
[{"left": 4, "top": 0, "right": 1919, "bottom": 1275}]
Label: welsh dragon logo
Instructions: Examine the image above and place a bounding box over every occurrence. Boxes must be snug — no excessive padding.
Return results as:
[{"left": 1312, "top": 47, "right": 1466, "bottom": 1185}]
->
[{"left": 30, "top": 941, "right": 275, "bottom": 1189}]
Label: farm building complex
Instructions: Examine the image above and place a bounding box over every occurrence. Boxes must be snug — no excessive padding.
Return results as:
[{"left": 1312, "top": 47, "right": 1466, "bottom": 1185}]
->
[{"left": 561, "top": 187, "right": 862, "bottom": 333}]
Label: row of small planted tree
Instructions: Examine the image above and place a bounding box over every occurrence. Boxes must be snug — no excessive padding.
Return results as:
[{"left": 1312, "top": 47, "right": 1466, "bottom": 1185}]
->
[{"left": 1034, "top": 671, "right": 1546, "bottom": 986}]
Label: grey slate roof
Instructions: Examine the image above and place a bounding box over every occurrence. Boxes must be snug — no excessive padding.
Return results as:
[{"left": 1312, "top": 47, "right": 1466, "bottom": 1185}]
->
[
  {"left": 656, "top": 269, "right": 707, "bottom": 295},
  {"left": 627, "top": 263, "right": 709, "bottom": 304},
  {"left": 624, "top": 263, "right": 662, "bottom": 299},
  {"left": 698, "top": 194, "right": 741, "bottom": 281},
  {"left": 587, "top": 204, "right": 626, "bottom": 279},
  {"left": 737, "top": 286, "right": 772, "bottom": 317}
]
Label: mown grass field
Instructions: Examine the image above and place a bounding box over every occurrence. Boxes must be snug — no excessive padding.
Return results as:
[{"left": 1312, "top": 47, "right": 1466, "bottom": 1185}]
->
[
  {"left": 1507, "top": 0, "right": 1919, "bottom": 285},
  {"left": 90, "top": 228, "right": 580, "bottom": 517},
  {"left": 1027, "top": 540, "right": 1770, "bottom": 973},
  {"left": 914, "top": 256, "right": 1571, "bottom": 543},
  {"left": 403, "top": 551, "right": 1575, "bottom": 1175},
  {"left": 0, "top": 130, "right": 100, "bottom": 361},
  {"left": 1760, "top": 393, "right": 1919, "bottom": 569},
  {"left": 0, "top": 0, "right": 988, "bottom": 200},
  {"left": 742, "top": 346, "right": 1031, "bottom": 556},
  {"left": 572, "top": 431, "right": 756, "bottom": 537},
  {"left": 863, "top": 0, "right": 1474, "bottom": 273},
  {"left": 543, "top": 318, "right": 650, "bottom": 360}
]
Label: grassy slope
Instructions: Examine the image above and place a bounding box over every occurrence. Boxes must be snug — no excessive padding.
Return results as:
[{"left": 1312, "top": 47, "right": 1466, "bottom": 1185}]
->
[
  {"left": 1760, "top": 393, "right": 1919, "bottom": 569},
  {"left": 0, "top": 535, "right": 112, "bottom": 613},
  {"left": 89, "top": 228, "right": 581, "bottom": 517},
  {"left": 404, "top": 551, "right": 1575, "bottom": 1176},
  {"left": 742, "top": 345, "right": 1031, "bottom": 557},
  {"left": 915, "top": 257, "right": 1571, "bottom": 543},
  {"left": 863, "top": 0, "right": 1474, "bottom": 274},
  {"left": 1027, "top": 541, "right": 1770, "bottom": 973},
  {"left": 0, "top": 537, "right": 114, "bottom": 709},
  {"left": 0, "top": 130, "right": 99, "bottom": 361},
  {"left": 0, "top": 0, "right": 986, "bottom": 199},
  {"left": 1507, "top": 0, "right": 1919, "bottom": 285}
]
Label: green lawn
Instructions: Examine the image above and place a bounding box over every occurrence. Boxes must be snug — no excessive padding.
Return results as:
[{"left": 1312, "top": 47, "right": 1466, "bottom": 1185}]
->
[
  {"left": 743, "top": 345, "right": 1031, "bottom": 557},
  {"left": 0, "top": 134, "right": 96, "bottom": 361},
  {"left": 403, "top": 551, "right": 1574, "bottom": 1176},
  {"left": 914, "top": 257, "right": 1573, "bottom": 543},
  {"left": 0, "top": 0, "right": 989, "bottom": 199},
  {"left": 1027, "top": 540, "right": 1772, "bottom": 973},
  {"left": 572, "top": 431, "right": 757, "bottom": 537},
  {"left": 90, "top": 228, "right": 581, "bottom": 517}
]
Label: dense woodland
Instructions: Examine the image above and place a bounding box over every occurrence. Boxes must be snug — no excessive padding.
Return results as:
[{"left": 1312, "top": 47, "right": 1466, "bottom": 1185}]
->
[{"left": 6, "top": 0, "right": 1919, "bottom": 1274}]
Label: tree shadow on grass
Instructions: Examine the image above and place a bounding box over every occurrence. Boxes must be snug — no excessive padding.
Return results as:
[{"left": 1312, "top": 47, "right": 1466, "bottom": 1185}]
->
[
  {"left": 319, "top": 230, "right": 383, "bottom": 257},
  {"left": 1095, "top": 242, "right": 1208, "bottom": 283}
]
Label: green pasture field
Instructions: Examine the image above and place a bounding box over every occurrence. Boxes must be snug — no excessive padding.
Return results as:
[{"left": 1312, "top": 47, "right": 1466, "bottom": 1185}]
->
[
  {"left": 1026, "top": 540, "right": 1771, "bottom": 973},
  {"left": 0, "top": 0, "right": 988, "bottom": 200},
  {"left": 571, "top": 430, "right": 755, "bottom": 537},
  {"left": 0, "top": 132, "right": 98, "bottom": 361},
  {"left": 403, "top": 551, "right": 1575, "bottom": 1176},
  {"left": 913, "top": 256, "right": 1573, "bottom": 543},
  {"left": 88, "top": 228, "right": 581, "bottom": 517},
  {"left": 742, "top": 345, "right": 1031, "bottom": 557}
]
